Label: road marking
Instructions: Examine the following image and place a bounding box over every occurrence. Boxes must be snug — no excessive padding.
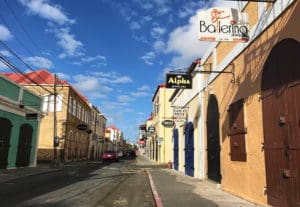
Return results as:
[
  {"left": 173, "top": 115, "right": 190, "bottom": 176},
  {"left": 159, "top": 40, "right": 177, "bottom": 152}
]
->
[{"left": 146, "top": 170, "right": 163, "bottom": 207}]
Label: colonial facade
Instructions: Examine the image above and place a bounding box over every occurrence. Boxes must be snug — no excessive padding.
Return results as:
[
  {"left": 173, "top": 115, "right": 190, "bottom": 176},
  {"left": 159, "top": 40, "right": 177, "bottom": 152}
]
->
[
  {"left": 168, "top": 1, "right": 300, "bottom": 206},
  {"left": 88, "top": 105, "right": 107, "bottom": 160},
  {"left": 105, "top": 125, "right": 124, "bottom": 151},
  {"left": 150, "top": 84, "right": 175, "bottom": 164},
  {"left": 0, "top": 75, "right": 42, "bottom": 169},
  {"left": 3, "top": 69, "right": 93, "bottom": 162}
]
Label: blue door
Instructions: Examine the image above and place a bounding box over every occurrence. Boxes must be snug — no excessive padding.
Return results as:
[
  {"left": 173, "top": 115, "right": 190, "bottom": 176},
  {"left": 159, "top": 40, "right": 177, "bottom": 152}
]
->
[
  {"left": 173, "top": 128, "right": 179, "bottom": 170},
  {"left": 184, "top": 122, "right": 194, "bottom": 177}
]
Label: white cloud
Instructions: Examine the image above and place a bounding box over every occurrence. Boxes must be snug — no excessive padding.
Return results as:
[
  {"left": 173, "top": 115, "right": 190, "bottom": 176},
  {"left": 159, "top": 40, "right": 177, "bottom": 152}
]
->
[
  {"left": 131, "top": 91, "right": 150, "bottom": 98},
  {"left": 157, "top": 6, "right": 171, "bottom": 16},
  {"left": 57, "top": 72, "right": 70, "bottom": 80},
  {"left": 0, "top": 50, "right": 12, "bottom": 57},
  {"left": 130, "top": 22, "right": 142, "bottom": 30},
  {"left": 111, "top": 76, "right": 133, "bottom": 84},
  {"left": 0, "top": 62, "right": 7, "bottom": 70},
  {"left": 24, "top": 56, "right": 53, "bottom": 69},
  {"left": 153, "top": 40, "right": 165, "bottom": 52},
  {"left": 165, "top": 14, "right": 211, "bottom": 68},
  {"left": 73, "top": 55, "right": 107, "bottom": 67},
  {"left": 142, "top": 16, "right": 153, "bottom": 22},
  {"left": 153, "top": 0, "right": 169, "bottom": 6},
  {"left": 91, "top": 71, "right": 133, "bottom": 84},
  {"left": 151, "top": 27, "right": 167, "bottom": 39},
  {"left": 19, "top": 0, "right": 75, "bottom": 25},
  {"left": 73, "top": 75, "right": 113, "bottom": 93},
  {"left": 0, "top": 25, "right": 13, "bottom": 41},
  {"left": 53, "top": 28, "right": 84, "bottom": 58},
  {"left": 141, "top": 52, "right": 155, "bottom": 65},
  {"left": 212, "top": 0, "right": 238, "bottom": 8},
  {"left": 138, "top": 85, "right": 150, "bottom": 91},
  {"left": 117, "top": 95, "right": 134, "bottom": 102},
  {"left": 141, "top": 3, "right": 153, "bottom": 10}
]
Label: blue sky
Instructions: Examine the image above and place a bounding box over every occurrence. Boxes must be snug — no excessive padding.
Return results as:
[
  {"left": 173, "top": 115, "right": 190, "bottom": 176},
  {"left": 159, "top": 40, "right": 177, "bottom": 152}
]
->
[{"left": 0, "top": 0, "right": 237, "bottom": 142}]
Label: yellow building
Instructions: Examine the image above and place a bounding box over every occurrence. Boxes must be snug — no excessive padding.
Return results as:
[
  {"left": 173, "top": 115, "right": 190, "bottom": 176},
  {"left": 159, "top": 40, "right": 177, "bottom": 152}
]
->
[
  {"left": 151, "top": 84, "right": 175, "bottom": 164},
  {"left": 88, "top": 106, "right": 107, "bottom": 160},
  {"left": 5, "top": 69, "right": 94, "bottom": 162},
  {"left": 170, "top": 1, "right": 300, "bottom": 206}
]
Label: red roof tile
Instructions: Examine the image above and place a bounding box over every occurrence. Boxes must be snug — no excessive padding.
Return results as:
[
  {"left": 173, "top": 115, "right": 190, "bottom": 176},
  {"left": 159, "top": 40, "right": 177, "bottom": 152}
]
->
[
  {"left": 106, "top": 125, "right": 119, "bottom": 131},
  {"left": 2, "top": 69, "right": 89, "bottom": 104}
]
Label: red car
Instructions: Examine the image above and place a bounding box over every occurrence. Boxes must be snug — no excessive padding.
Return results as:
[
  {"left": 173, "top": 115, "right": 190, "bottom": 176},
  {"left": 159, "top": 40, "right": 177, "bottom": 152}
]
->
[{"left": 102, "top": 150, "right": 118, "bottom": 162}]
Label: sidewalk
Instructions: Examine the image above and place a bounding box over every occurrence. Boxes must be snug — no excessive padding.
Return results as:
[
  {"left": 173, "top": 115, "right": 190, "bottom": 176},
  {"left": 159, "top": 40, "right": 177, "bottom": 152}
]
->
[{"left": 137, "top": 155, "right": 263, "bottom": 207}]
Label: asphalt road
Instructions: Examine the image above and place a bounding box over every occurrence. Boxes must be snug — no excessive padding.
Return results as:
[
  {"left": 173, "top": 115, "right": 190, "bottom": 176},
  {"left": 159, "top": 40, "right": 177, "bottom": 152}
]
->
[{"left": 0, "top": 158, "right": 155, "bottom": 207}]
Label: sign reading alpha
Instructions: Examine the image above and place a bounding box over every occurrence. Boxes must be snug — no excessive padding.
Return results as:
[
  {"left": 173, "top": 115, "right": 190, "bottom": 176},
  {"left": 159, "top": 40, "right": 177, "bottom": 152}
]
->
[
  {"left": 166, "top": 73, "right": 192, "bottom": 89},
  {"left": 197, "top": 7, "right": 249, "bottom": 42}
]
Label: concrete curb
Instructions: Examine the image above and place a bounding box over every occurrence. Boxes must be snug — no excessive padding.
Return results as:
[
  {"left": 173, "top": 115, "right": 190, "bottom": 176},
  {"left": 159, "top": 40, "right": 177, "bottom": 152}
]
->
[{"left": 146, "top": 169, "right": 163, "bottom": 207}]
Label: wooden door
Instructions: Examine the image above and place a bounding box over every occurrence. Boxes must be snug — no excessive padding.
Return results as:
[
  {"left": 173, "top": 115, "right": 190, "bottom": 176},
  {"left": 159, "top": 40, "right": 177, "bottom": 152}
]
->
[{"left": 262, "top": 39, "right": 300, "bottom": 207}]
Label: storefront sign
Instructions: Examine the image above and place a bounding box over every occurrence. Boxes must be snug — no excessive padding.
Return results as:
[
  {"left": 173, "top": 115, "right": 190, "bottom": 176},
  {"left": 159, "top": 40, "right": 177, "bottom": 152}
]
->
[
  {"left": 162, "top": 120, "right": 175, "bottom": 127},
  {"left": 147, "top": 127, "right": 155, "bottom": 133},
  {"left": 166, "top": 73, "right": 192, "bottom": 89},
  {"left": 173, "top": 108, "right": 187, "bottom": 122},
  {"left": 77, "top": 124, "right": 87, "bottom": 131},
  {"left": 197, "top": 7, "right": 249, "bottom": 42},
  {"left": 25, "top": 113, "right": 38, "bottom": 120}
]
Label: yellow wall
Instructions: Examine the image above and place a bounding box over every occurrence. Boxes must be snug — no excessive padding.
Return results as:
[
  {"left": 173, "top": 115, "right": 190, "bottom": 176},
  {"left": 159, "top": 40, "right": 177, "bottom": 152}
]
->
[{"left": 152, "top": 87, "right": 175, "bottom": 163}]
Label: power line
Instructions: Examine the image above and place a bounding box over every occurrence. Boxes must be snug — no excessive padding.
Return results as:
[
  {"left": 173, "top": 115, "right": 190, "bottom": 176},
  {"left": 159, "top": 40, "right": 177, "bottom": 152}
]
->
[
  {"left": 1, "top": 0, "right": 55, "bottom": 73},
  {"left": 0, "top": 52, "right": 54, "bottom": 95}
]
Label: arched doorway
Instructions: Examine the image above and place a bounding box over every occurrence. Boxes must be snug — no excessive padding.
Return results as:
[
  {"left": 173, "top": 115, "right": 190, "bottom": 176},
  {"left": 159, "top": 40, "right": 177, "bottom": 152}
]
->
[
  {"left": 262, "top": 38, "right": 300, "bottom": 207},
  {"left": 0, "top": 118, "right": 12, "bottom": 169},
  {"left": 184, "top": 122, "right": 194, "bottom": 177},
  {"left": 16, "top": 124, "right": 33, "bottom": 167},
  {"left": 206, "top": 94, "right": 221, "bottom": 183},
  {"left": 173, "top": 128, "right": 179, "bottom": 171}
]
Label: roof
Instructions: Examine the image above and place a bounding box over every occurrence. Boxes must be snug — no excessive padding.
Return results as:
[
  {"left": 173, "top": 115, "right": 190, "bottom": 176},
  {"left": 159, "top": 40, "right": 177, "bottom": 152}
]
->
[
  {"left": 2, "top": 69, "right": 89, "bottom": 104},
  {"left": 147, "top": 112, "right": 153, "bottom": 121},
  {"left": 106, "top": 125, "right": 120, "bottom": 131},
  {"left": 151, "top": 84, "right": 166, "bottom": 102},
  {"left": 169, "top": 58, "right": 201, "bottom": 102},
  {"left": 2, "top": 69, "right": 68, "bottom": 85}
]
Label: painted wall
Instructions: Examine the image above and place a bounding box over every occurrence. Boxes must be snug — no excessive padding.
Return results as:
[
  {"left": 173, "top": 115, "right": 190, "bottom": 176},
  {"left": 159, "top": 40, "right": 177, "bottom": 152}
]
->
[
  {"left": 152, "top": 87, "right": 175, "bottom": 163},
  {"left": 0, "top": 75, "right": 42, "bottom": 168},
  {"left": 0, "top": 110, "right": 39, "bottom": 168},
  {"left": 201, "top": 1, "right": 300, "bottom": 205}
]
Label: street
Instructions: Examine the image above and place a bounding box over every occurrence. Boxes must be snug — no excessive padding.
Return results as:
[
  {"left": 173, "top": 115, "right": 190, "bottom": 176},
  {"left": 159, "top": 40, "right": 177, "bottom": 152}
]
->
[{"left": 0, "top": 158, "right": 155, "bottom": 207}]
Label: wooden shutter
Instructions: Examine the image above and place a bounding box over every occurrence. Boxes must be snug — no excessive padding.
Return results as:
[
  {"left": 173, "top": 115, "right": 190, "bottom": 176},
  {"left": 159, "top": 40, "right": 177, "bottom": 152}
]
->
[{"left": 228, "top": 98, "right": 247, "bottom": 161}]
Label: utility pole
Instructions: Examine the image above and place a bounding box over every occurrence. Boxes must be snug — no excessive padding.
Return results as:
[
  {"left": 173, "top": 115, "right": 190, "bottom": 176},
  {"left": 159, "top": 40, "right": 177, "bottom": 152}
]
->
[{"left": 53, "top": 74, "right": 58, "bottom": 162}]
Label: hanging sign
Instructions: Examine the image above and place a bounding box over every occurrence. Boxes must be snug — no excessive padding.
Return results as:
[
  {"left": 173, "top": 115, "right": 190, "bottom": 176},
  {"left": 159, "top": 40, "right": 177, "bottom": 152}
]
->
[
  {"left": 166, "top": 73, "right": 192, "bottom": 89},
  {"left": 147, "top": 127, "right": 155, "bottom": 134},
  {"left": 173, "top": 108, "right": 187, "bottom": 122},
  {"left": 197, "top": 7, "right": 249, "bottom": 42},
  {"left": 162, "top": 120, "right": 175, "bottom": 127},
  {"left": 77, "top": 124, "right": 88, "bottom": 131}
]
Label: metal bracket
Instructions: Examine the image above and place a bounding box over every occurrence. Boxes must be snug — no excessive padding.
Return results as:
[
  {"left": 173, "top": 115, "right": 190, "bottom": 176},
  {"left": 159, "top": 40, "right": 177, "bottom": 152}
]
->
[{"left": 194, "top": 63, "right": 235, "bottom": 83}]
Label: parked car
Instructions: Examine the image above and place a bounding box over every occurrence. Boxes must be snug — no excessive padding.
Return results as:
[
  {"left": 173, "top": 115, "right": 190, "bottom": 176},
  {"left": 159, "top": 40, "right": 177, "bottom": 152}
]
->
[
  {"left": 102, "top": 150, "right": 118, "bottom": 162},
  {"left": 117, "top": 150, "right": 124, "bottom": 158}
]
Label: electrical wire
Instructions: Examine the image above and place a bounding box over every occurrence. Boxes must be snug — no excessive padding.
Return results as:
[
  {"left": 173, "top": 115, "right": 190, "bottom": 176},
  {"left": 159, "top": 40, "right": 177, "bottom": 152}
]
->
[{"left": 1, "top": 0, "right": 55, "bottom": 73}]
